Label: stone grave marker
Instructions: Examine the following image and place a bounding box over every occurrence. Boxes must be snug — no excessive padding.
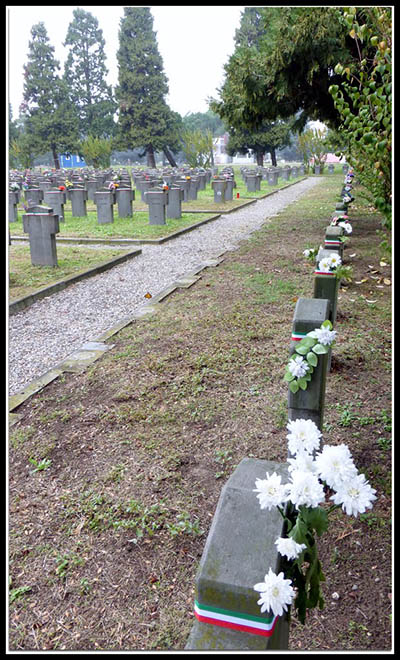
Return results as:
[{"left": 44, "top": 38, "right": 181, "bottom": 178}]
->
[
  {"left": 288, "top": 297, "right": 331, "bottom": 433},
  {"left": 94, "top": 190, "right": 115, "bottom": 224},
  {"left": 22, "top": 205, "right": 60, "bottom": 267},
  {"left": 43, "top": 190, "right": 67, "bottom": 222},
  {"left": 144, "top": 189, "right": 169, "bottom": 225},
  {"left": 115, "top": 187, "right": 135, "bottom": 218}
]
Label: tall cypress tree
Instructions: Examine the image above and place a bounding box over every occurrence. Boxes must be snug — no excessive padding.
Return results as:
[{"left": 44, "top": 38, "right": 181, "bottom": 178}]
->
[
  {"left": 63, "top": 8, "right": 117, "bottom": 139},
  {"left": 21, "top": 22, "right": 79, "bottom": 169},
  {"left": 115, "top": 7, "right": 178, "bottom": 168}
]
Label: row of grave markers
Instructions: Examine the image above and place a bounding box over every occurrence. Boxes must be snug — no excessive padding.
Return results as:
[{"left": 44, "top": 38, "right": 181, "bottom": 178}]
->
[{"left": 185, "top": 166, "right": 355, "bottom": 650}]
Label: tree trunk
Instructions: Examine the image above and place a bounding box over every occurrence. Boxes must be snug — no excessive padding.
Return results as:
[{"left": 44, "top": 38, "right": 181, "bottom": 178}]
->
[
  {"left": 270, "top": 148, "right": 277, "bottom": 167},
  {"left": 146, "top": 145, "right": 156, "bottom": 168},
  {"left": 52, "top": 147, "right": 60, "bottom": 170},
  {"left": 256, "top": 150, "right": 264, "bottom": 167},
  {"left": 163, "top": 147, "right": 177, "bottom": 168}
]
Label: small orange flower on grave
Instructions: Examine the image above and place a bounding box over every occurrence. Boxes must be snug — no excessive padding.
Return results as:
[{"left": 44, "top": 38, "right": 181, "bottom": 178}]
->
[
  {"left": 144, "top": 292, "right": 152, "bottom": 299},
  {"left": 58, "top": 185, "right": 66, "bottom": 191}
]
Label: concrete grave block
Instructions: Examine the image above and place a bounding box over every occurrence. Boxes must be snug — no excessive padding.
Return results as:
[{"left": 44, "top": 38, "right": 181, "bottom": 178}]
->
[
  {"left": 22, "top": 205, "right": 60, "bottom": 267},
  {"left": 9, "top": 191, "right": 19, "bottom": 222},
  {"left": 166, "top": 186, "right": 184, "bottom": 219},
  {"left": 186, "top": 457, "right": 290, "bottom": 650},
  {"left": 69, "top": 188, "right": 88, "bottom": 217},
  {"left": 324, "top": 225, "right": 344, "bottom": 259},
  {"left": 95, "top": 190, "right": 114, "bottom": 224},
  {"left": 144, "top": 189, "right": 168, "bottom": 225},
  {"left": 288, "top": 297, "right": 331, "bottom": 433},
  {"left": 211, "top": 179, "right": 227, "bottom": 203},
  {"left": 115, "top": 187, "right": 135, "bottom": 218},
  {"left": 43, "top": 190, "right": 66, "bottom": 222},
  {"left": 314, "top": 248, "right": 341, "bottom": 325}
]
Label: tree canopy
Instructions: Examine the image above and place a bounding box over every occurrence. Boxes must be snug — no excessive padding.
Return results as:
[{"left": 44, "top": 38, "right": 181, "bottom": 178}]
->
[
  {"left": 211, "top": 7, "right": 353, "bottom": 132},
  {"left": 115, "top": 7, "right": 179, "bottom": 168},
  {"left": 63, "top": 8, "right": 117, "bottom": 140},
  {"left": 20, "top": 22, "right": 79, "bottom": 169}
]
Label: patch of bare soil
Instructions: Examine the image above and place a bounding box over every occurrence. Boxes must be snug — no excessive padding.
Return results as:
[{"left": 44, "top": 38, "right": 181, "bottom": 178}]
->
[{"left": 8, "top": 179, "right": 392, "bottom": 651}]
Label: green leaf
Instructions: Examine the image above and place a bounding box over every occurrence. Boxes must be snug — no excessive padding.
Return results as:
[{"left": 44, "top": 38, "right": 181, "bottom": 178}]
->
[
  {"left": 298, "top": 378, "right": 308, "bottom": 391},
  {"left": 306, "top": 351, "right": 318, "bottom": 367},
  {"left": 321, "top": 319, "right": 333, "bottom": 330},
  {"left": 301, "top": 507, "right": 329, "bottom": 536},
  {"left": 284, "top": 371, "right": 295, "bottom": 382},
  {"left": 295, "top": 344, "right": 309, "bottom": 355},
  {"left": 312, "top": 343, "right": 329, "bottom": 355},
  {"left": 299, "top": 336, "right": 317, "bottom": 348},
  {"left": 289, "top": 380, "right": 299, "bottom": 394}
]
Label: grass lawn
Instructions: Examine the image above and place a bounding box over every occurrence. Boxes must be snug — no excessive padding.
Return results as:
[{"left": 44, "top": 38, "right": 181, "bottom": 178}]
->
[{"left": 8, "top": 243, "right": 138, "bottom": 301}]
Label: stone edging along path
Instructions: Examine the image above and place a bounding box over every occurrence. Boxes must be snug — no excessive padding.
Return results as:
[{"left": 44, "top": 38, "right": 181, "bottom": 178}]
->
[{"left": 8, "top": 176, "right": 315, "bottom": 422}]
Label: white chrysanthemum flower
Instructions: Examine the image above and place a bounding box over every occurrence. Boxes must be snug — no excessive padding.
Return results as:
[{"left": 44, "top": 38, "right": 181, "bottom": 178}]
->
[
  {"left": 274, "top": 537, "right": 307, "bottom": 561},
  {"left": 288, "top": 451, "right": 319, "bottom": 475},
  {"left": 307, "top": 326, "right": 337, "bottom": 346},
  {"left": 286, "top": 418, "right": 322, "bottom": 456},
  {"left": 330, "top": 472, "right": 377, "bottom": 517},
  {"left": 314, "top": 444, "right": 357, "bottom": 490},
  {"left": 254, "top": 568, "right": 295, "bottom": 617},
  {"left": 328, "top": 253, "right": 342, "bottom": 268},
  {"left": 318, "top": 257, "right": 333, "bottom": 272},
  {"left": 339, "top": 221, "right": 352, "bottom": 234},
  {"left": 288, "top": 470, "right": 325, "bottom": 509},
  {"left": 303, "top": 249, "right": 311, "bottom": 257},
  {"left": 288, "top": 355, "right": 310, "bottom": 379},
  {"left": 253, "top": 472, "right": 289, "bottom": 511}
]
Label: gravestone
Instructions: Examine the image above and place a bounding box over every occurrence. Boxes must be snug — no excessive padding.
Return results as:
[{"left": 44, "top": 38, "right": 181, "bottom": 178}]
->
[
  {"left": 211, "top": 179, "right": 227, "bottom": 203},
  {"left": 290, "top": 166, "right": 298, "bottom": 178},
  {"left": 9, "top": 191, "right": 19, "bottom": 222},
  {"left": 24, "top": 188, "right": 43, "bottom": 205},
  {"left": 288, "top": 297, "right": 331, "bottom": 433},
  {"left": 314, "top": 164, "right": 321, "bottom": 175},
  {"left": 22, "top": 205, "right": 59, "bottom": 267},
  {"left": 94, "top": 190, "right": 115, "bottom": 224},
  {"left": 43, "top": 190, "right": 67, "bottom": 222},
  {"left": 188, "top": 177, "right": 199, "bottom": 201},
  {"left": 144, "top": 189, "right": 168, "bottom": 225},
  {"left": 224, "top": 178, "right": 236, "bottom": 201},
  {"left": 281, "top": 168, "right": 290, "bottom": 181},
  {"left": 324, "top": 225, "right": 344, "bottom": 259},
  {"left": 166, "top": 186, "right": 184, "bottom": 219},
  {"left": 86, "top": 179, "right": 100, "bottom": 203},
  {"left": 245, "top": 174, "right": 261, "bottom": 192},
  {"left": 176, "top": 179, "right": 190, "bottom": 202},
  {"left": 328, "top": 164, "right": 335, "bottom": 174},
  {"left": 186, "top": 457, "right": 290, "bottom": 650},
  {"left": 69, "top": 188, "right": 88, "bottom": 217},
  {"left": 314, "top": 249, "right": 341, "bottom": 325},
  {"left": 267, "top": 170, "right": 279, "bottom": 186},
  {"left": 115, "top": 187, "right": 135, "bottom": 218}
]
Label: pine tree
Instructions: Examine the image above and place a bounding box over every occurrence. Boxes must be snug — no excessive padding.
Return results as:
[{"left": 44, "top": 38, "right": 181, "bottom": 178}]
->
[
  {"left": 21, "top": 22, "right": 79, "bottom": 169},
  {"left": 115, "top": 7, "right": 178, "bottom": 168},
  {"left": 63, "top": 8, "right": 117, "bottom": 139}
]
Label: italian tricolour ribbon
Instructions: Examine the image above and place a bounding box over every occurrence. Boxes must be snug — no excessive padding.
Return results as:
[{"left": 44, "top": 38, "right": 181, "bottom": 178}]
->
[
  {"left": 314, "top": 270, "right": 335, "bottom": 276},
  {"left": 194, "top": 600, "right": 278, "bottom": 637},
  {"left": 291, "top": 332, "right": 307, "bottom": 341}
]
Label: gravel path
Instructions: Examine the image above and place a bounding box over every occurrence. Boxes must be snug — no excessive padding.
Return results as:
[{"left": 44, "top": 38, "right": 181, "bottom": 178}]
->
[{"left": 8, "top": 177, "right": 323, "bottom": 396}]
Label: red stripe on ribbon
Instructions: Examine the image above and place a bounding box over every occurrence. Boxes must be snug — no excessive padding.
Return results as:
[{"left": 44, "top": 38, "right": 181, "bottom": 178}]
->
[{"left": 194, "top": 611, "right": 277, "bottom": 637}]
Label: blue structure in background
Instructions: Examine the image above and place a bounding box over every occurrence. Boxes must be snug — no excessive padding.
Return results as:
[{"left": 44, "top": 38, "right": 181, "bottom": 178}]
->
[{"left": 59, "top": 154, "right": 87, "bottom": 168}]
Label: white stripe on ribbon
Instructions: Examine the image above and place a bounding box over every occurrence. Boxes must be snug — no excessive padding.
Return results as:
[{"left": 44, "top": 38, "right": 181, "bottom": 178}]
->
[{"left": 194, "top": 601, "right": 277, "bottom": 634}]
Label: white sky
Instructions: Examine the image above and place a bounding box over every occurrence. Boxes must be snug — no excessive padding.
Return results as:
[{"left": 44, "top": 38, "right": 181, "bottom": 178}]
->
[{"left": 7, "top": 5, "right": 245, "bottom": 119}]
